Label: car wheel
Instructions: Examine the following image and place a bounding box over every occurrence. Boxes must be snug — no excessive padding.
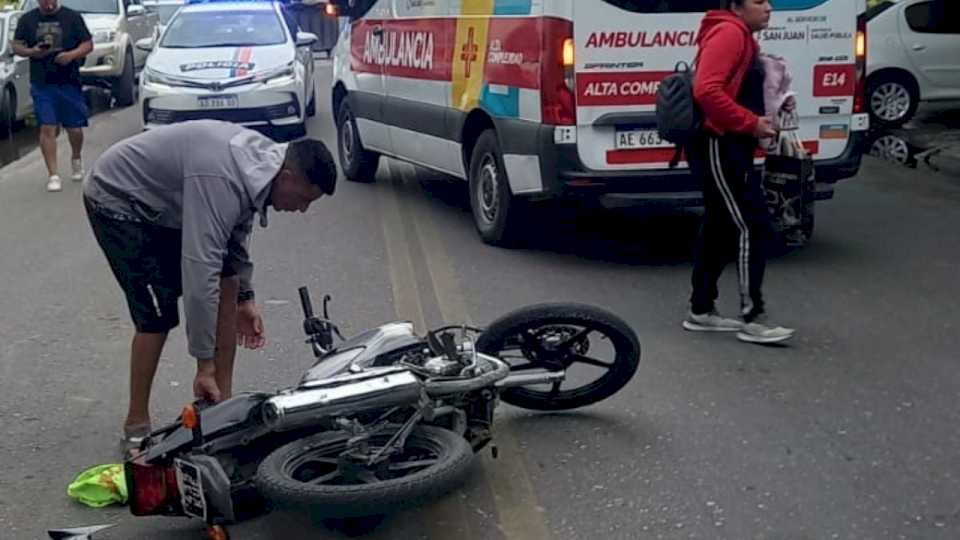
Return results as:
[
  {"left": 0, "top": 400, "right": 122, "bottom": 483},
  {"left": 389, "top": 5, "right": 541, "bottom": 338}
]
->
[
  {"left": 336, "top": 99, "right": 380, "bottom": 183},
  {"left": 869, "top": 133, "right": 911, "bottom": 166},
  {"left": 112, "top": 49, "right": 136, "bottom": 108},
  {"left": 468, "top": 129, "right": 525, "bottom": 247},
  {"left": 0, "top": 87, "right": 15, "bottom": 138},
  {"left": 867, "top": 74, "right": 919, "bottom": 128}
]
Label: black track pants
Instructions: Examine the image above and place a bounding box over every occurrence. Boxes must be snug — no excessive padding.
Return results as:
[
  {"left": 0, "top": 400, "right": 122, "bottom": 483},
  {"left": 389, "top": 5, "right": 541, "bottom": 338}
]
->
[{"left": 687, "top": 134, "right": 771, "bottom": 322}]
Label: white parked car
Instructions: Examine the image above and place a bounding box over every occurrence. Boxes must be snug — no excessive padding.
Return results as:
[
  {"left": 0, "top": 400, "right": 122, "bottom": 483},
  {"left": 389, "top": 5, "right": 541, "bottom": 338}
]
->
[
  {"left": 137, "top": 0, "right": 318, "bottom": 141},
  {"left": 867, "top": 0, "right": 960, "bottom": 127},
  {"left": 0, "top": 9, "right": 32, "bottom": 134}
]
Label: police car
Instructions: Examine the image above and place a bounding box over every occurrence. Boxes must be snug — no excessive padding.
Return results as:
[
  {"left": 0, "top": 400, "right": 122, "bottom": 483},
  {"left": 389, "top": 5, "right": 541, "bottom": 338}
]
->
[
  {"left": 137, "top": 0, "right": 317, "bottom": 140},
  {"left": 330, "top": 0, "right": 871, "bottom": 246}
]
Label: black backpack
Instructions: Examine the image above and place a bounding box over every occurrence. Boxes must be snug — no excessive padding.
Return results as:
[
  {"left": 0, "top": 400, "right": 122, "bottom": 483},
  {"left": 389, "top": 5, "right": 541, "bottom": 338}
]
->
[{"left": 656, "top": 62, "right": 702, "bottom": 168}]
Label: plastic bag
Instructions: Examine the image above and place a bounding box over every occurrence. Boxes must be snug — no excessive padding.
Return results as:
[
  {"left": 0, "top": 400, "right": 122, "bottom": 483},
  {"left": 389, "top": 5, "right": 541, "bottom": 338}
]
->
[{"left": 67, "top": 464, "right": 128, "bottom": 508}]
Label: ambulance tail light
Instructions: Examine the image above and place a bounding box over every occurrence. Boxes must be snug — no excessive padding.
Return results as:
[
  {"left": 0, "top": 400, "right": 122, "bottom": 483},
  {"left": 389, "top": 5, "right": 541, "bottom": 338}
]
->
[
  {"left": 541, "top": 18, "right": 576, "bottom": 126},
  {"left": 854, "top": 13, "right": 867, "bottom": 114}
]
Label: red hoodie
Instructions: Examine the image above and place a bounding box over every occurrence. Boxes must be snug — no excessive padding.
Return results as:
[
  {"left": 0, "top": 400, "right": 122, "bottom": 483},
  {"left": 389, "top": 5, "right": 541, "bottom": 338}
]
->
[{"left": 693, "top": 10, "right": 761, "bottom": 136}]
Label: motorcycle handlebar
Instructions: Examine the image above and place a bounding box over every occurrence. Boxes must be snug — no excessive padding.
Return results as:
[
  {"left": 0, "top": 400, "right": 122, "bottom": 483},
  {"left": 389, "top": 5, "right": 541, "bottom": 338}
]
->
[{"left": 299, "top": 287, "right": 314, "bottom": 319}]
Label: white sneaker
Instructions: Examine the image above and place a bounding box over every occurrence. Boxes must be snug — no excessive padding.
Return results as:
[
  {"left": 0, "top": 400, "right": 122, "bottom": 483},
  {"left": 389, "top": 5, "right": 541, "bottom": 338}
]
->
[
  {"left": 737, "top": 315, "right": 795, "bottom": 344},
  {"left": 71, "top": 158, "right": 84, "bottom": 181},
  {"left": 46, "top": 175, "right": 62, "bottom": 192},
  {"left": 682, "top": 310, "right": 743, "bottom": 332}
]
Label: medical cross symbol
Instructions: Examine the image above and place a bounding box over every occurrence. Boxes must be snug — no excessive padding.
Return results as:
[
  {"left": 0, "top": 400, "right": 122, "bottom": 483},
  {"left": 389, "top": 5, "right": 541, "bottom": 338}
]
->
[{"left": 460, "top": 27, "right": 479, "bottom": 78}]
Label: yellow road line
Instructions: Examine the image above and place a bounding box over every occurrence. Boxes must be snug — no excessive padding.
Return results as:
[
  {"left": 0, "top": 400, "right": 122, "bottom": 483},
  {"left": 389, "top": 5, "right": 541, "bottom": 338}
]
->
[
  {"left": 378, "top": 161, "right": 475, "bottom": 540},
  {"left": 396, "top": 165, "right": 553, "bottom": 540}
]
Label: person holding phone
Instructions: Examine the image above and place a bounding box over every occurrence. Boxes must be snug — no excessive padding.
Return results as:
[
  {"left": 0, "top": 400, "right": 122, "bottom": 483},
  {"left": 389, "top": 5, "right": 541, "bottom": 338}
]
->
[{"left": 12, "top": 0, "right": 93, "bottom": 193}]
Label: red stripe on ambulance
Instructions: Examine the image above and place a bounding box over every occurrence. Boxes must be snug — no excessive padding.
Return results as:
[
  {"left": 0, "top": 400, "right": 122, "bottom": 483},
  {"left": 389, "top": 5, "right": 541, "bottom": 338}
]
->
[
  {"left": 484, "top": 19, "right": 541, "bottom": 89},
  {"left": 607, "top": 141, "right": 821, "bottom": 164},
  {"left": 577, "top": 71, "right": 672, "bottom": 107},
  {"left": 351, "top": 19, "right": 456, "bottom": 81}
]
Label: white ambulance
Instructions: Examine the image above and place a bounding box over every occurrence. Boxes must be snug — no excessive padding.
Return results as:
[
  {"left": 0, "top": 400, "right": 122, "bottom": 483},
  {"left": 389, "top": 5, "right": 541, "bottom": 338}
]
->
[{"left": 329, "top": 0, "right": 870, "bottom": 246}]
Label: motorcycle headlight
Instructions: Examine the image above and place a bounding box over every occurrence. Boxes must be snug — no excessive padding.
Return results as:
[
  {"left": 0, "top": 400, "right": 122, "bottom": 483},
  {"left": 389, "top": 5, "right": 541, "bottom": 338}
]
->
[{"left": 93, "top": 30, "right": 117, "bottom": 44}]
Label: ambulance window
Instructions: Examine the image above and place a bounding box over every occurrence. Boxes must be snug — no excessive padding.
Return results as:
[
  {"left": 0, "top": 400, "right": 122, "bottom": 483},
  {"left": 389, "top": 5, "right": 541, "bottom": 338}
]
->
[
  {"left": 905, "top": 1, "right": 960, "bottom": 34},
  {"left": 600, "top": 0, "right": 725, "bottom": 12}
]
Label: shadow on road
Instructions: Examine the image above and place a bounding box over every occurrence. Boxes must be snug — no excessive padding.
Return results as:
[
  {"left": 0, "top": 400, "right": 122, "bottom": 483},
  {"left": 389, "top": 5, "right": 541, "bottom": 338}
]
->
[
  {"left": 0, "top": 88, "right": 114, "bottom": 168},
  {"left": 416, "top": 171, "right": 703, "bottom": 266}
]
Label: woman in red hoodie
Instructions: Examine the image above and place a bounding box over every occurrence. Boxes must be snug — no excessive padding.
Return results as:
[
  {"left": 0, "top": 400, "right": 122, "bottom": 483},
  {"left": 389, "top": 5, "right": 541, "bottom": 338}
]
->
[{"left": 681, "top": 0, "right": 795, "bottom": 345}]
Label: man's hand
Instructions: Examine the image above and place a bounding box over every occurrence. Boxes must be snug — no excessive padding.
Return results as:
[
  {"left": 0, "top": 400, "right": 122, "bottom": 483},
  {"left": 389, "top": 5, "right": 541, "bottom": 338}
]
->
[
  {"left": 237, "top": 301, "right": 266, "bottom": 349},
  {"left": 24, "top": 45, "right": 54, "bottom": 58},
  {"left": 754, "top": 116, "right": 777, "bottom": 139},
  {"left": 193, "top": 360, "right": 222, "bottom": 403},
  {"left": 54, "top": 51, "right": 76, "bottom": 66}
]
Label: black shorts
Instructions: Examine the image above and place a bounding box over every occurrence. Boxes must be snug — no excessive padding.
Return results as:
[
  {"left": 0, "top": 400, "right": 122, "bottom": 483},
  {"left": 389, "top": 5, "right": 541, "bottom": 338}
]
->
[{"left": 84, "top": 196, "right": 237, "bottom": 333}]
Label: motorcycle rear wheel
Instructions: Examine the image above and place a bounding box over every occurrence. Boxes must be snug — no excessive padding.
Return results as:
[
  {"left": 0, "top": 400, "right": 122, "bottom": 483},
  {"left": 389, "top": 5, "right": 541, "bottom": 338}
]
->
[
  {"left": 476, "top": 303, "right": 640, "bottom": 411},
  {"left": 255, "top": 426, "right": 473, "bottom": 518}
]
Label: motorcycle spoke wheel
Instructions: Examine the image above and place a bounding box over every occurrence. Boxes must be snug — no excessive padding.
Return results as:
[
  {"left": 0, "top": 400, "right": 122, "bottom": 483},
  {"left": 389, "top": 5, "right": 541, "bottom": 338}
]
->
[
  {"left": 282, "top": 437, "right": 442, "bottom": 487},
  {"left": 477, "top": 303, "right": 640, "bottom": 411},
  {"left": 256, "top": 426, "right": 474, "bottom": 518}
]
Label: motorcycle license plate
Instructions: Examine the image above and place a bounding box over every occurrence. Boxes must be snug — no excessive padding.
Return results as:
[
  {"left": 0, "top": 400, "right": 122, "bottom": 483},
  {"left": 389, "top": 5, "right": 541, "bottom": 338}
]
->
[{"left": 174, "top": 458, "right": 207, "bottom": 520}]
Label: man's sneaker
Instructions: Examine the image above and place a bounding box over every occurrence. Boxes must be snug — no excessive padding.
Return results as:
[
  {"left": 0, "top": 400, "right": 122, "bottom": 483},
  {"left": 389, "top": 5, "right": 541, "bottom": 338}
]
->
[
  {"left": 46, "top": 175, "right": 62, "bottom": 192},
  {"left": 737, "top": 315, "right": 795, "bottom": 344},
  {"left": 71, "top": 158, "right": 84, "bottom": 181},
  {"left": 682, "top": 310, "right": 744, "bottom": 332}
]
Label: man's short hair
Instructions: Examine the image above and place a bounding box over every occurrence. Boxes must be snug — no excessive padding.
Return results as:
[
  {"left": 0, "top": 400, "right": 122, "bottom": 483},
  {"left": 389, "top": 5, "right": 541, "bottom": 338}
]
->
[{"left": 284, "top": 139, "right": 337, "bottom": 196}]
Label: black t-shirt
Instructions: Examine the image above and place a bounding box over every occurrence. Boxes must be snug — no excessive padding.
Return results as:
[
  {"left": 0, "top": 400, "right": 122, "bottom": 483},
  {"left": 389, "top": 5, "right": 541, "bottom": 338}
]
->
[{"left": 14, "top": 7, "right": 92, "bottom": 86}]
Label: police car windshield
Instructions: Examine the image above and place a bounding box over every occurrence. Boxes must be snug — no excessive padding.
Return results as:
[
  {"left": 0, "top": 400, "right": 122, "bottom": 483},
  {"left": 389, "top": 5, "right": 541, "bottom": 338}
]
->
[
  {"left": 160, "top": 10, "right": 285, "bottom": 48},
  {"left": 23, "top": 0, "right": 119, "bottom": 14},
  {"left": 148, "top": 3, "right": 182, "bottom": 24}
]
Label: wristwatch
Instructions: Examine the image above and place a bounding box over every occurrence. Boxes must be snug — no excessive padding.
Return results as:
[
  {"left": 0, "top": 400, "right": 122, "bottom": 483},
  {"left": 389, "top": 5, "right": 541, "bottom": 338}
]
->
[{"left": 238, "top": 290, "right": 255, "bottom": 303}]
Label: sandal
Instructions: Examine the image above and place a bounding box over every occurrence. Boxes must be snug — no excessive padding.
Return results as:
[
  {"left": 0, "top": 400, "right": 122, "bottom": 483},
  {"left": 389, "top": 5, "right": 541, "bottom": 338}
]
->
[{"left": 120, "top": 424, "right": 151, "bottom": 461}]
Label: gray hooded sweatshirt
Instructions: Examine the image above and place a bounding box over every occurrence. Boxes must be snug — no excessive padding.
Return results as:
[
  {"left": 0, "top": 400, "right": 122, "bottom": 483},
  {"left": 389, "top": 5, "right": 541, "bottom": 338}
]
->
[{"left": 83, "top": 120, "right": 287, "bottom": 360}]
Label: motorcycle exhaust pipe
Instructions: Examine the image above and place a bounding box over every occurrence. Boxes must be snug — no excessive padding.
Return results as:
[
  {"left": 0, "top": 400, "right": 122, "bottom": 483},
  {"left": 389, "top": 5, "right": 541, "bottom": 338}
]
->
[
  {"left": 262, "top": 369, "right": 423, "bottom": 432},
  {"left": 495, "top": 370, "right": 566, "bottom": 389}
]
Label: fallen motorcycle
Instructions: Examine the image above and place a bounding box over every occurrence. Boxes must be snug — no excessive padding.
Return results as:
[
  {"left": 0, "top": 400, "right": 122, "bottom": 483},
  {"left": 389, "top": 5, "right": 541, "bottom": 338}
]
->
[{"left": 125, "top": 286, "right": 640, "bottom": 535}]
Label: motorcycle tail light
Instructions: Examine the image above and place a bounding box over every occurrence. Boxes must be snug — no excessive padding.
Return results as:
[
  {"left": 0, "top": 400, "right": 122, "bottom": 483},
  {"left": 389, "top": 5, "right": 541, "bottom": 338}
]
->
[{"left": 125, "top": 458, "right": 179, "bottom": 516}]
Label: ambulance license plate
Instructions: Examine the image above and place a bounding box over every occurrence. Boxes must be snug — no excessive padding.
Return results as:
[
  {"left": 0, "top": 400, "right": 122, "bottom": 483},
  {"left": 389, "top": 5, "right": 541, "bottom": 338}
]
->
[
  {"left": 199, "top": 95, "right": 238, "bottom": 109},
  {"left": 614, "top": 129, "right": 670, "bottom": 150},
  {"left": 174, "top": 458, "right": 207, "bottom": 520}
]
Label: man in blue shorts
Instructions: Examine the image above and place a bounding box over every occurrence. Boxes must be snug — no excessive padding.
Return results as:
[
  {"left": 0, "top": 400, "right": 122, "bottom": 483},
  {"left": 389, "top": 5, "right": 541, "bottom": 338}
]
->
[{"left": 12, "top": 0, "right": 92, "bottom": 192}]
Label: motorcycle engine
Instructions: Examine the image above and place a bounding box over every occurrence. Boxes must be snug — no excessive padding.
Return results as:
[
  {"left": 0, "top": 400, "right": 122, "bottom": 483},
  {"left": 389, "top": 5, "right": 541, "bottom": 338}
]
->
[{"left": 421, "top": 355, "right": 464, "bottom": 377}]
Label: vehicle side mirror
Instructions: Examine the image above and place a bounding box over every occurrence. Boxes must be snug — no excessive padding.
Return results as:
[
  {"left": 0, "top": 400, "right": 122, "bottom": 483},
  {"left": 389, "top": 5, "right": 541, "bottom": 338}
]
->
[
  {"left": 296, "top": 31, "right": 317, "bottom": 48},
  {"left": 127, "top": 4, "right": 144, "bottom": 16},
  {"left": 135, "top": 37, "right": 154, "bottom": 51}
]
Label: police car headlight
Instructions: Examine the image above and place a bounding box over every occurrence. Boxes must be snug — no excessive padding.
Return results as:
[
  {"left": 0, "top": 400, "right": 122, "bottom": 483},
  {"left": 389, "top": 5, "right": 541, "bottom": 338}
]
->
[
  {"left": 142, "top": 67, "right": 175, "bottom": 87},
  {"left": 254, "top": 63, "right": 296, "bottom": 85},
  {"left": 93, "top": 30, "right": 117, "bottom": 44}
]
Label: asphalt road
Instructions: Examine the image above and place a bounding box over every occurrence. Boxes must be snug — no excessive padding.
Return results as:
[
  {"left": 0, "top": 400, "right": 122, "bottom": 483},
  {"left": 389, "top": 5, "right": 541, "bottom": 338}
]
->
[{"left": 1, "top": 64, "right": 959, "bottom": 540}]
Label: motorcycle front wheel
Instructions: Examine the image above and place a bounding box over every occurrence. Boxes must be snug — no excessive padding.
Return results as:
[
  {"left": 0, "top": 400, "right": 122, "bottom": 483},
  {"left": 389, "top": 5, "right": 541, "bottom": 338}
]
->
[
  {"left": 476, "top": 303, "right": 640, "bottom": 411},
  {"left": 254, "top": 426, "right": 473, "bottom": 518}
]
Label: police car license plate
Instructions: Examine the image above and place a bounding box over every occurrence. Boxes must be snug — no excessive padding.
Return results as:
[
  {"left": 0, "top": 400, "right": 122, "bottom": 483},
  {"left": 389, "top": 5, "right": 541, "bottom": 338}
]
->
[
  {"left": 198, "top": 95, "right": 238, "bottom": 109},
  {"left": 614, "top": 129, "right": 671, "bottom": 150},
  {"left": 174, "top": 458, "right": 207, "bottom": 520}
]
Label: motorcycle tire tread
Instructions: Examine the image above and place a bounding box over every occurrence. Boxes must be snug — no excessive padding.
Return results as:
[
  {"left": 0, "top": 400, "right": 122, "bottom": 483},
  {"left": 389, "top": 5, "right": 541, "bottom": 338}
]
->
[
  {"left": 476, "top": 302, "right": 641, "bottom": 411},
  {"left": 254, "top": 425, "right": 474, "bottom": 519}
]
